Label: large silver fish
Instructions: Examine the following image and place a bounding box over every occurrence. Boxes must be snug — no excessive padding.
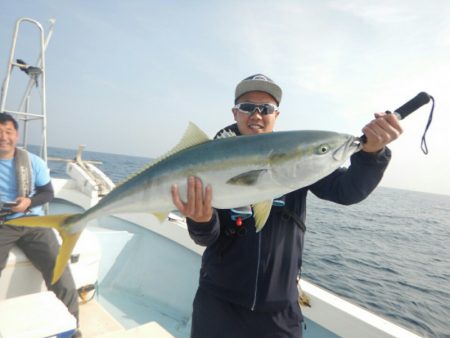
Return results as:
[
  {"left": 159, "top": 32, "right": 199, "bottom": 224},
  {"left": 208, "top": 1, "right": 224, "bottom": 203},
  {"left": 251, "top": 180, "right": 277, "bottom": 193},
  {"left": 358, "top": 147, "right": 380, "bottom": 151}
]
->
[{"left": 6, "top": 123, "right": 361, "bottom": 283}]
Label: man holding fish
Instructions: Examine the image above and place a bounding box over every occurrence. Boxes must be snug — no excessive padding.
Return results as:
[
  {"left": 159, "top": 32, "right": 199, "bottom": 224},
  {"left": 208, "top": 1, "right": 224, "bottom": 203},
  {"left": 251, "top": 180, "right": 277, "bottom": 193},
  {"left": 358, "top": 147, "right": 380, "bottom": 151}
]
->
[{"left": 172, "top": 74, "right": 403, "bottom": 338}]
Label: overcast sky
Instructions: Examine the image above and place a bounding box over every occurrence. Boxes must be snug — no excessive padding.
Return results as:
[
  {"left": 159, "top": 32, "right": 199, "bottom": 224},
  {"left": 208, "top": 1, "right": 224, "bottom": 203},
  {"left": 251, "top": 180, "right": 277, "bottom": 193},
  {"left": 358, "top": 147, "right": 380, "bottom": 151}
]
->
[{"left": 1, "top": 1, "right": 449, "bottom": 195}]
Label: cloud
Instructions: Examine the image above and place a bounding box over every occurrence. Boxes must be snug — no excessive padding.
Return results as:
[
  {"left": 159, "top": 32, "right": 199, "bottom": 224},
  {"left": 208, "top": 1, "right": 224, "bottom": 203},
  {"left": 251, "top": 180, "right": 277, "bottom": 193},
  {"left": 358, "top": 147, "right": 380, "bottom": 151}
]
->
[{"left": 327, "top": 0, "right": 418, "bottom": 24}]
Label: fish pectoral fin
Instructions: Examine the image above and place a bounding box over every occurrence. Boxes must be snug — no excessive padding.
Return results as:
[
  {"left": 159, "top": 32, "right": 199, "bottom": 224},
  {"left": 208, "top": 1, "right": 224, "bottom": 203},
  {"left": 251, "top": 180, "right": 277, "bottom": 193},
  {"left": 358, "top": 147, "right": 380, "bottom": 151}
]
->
[
  {"left": 152, "top": 212, "right": 168, "bottom": 222},
  {"left": 6, "top": 214, "right": 83, "bottom": 284},
  {"left": 227, "top": 169, "right": 268, "bottom": 186},
  {"left": 252, "top": 200, "right": 273, "bottom": 232}
]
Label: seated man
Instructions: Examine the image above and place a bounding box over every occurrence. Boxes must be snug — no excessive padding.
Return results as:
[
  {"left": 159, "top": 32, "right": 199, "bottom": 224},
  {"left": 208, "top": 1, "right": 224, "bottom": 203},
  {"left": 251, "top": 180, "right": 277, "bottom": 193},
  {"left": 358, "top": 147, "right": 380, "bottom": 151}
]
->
[{"left": 0, "top": 112, "right": 81, "bottom": 338}]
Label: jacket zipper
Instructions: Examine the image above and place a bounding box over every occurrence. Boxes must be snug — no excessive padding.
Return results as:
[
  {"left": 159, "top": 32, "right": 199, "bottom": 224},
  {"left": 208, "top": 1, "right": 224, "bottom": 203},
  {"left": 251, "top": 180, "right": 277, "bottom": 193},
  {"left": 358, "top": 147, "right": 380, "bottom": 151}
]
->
[{"left": 251, "top": 232, "right": 261, "bottom": 311}]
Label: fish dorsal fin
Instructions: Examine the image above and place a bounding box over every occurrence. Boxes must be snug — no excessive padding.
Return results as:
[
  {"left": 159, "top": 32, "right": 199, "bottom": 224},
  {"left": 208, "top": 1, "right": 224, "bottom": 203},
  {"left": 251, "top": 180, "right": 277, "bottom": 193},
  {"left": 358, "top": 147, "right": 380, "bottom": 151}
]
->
[
  {"left": 169, "top": 122, "right": 211, "bottom": 154},
  {"left": 253, "top": 200, "right": 273, "bottom": 232},
  {"left": 216, "top": 129, "right": 238, "bottom": 139},
  {"left": 114, "top": 122, "right": 210, "bottom": 189},
  {"left": 149, "top": 121, "right": 210, "bottom": 165}
]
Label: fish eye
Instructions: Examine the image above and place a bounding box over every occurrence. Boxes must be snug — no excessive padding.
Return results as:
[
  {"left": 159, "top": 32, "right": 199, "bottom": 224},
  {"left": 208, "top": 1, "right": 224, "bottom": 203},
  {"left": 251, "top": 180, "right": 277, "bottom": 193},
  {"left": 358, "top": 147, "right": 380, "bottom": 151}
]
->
[{"left": 317, "top": 144, "right": 330, "bottom": 154}]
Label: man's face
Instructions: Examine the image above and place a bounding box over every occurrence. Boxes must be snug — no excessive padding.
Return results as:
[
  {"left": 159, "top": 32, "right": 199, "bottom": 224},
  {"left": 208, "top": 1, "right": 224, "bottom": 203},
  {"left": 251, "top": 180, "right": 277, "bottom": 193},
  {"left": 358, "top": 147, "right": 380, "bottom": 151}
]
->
[
  {"left": 232, "top": 91, "right": 280, "bottom": 135},
  {"left": 0, "top": 121, "right": 18, "bottom": 159}
]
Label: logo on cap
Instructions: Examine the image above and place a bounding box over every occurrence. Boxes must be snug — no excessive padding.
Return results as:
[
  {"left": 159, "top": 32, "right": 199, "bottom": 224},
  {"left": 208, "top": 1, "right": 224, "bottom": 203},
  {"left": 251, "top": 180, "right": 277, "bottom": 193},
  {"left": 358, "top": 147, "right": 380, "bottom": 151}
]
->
[{"left": 246, "top": 74, "right": 272, "bottom": 82}]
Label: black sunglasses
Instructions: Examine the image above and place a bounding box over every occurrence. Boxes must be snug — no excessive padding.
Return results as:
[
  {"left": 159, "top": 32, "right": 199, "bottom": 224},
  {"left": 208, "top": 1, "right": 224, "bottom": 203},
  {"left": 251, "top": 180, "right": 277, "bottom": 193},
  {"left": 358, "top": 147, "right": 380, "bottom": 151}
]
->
[{"left": 234, "top": 103, "right": 278, "bottom": 116}]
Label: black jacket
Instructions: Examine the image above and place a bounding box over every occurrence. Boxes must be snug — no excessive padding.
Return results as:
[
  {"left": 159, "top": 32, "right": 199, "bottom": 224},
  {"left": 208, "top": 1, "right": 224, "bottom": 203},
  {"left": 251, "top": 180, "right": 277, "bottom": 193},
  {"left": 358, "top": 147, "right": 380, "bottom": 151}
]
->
[{"left": 187, "top": 125, "right": 391, "bottom": 312}]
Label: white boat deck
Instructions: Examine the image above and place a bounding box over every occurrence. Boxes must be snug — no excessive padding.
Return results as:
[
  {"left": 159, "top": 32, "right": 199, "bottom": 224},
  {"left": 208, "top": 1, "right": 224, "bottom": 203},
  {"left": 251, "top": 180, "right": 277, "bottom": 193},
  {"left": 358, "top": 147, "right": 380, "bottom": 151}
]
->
[
  {"left": 79, "top": 300, "right": 125, "bottom": 337},
  {"left": 80, "top": 300, "right": 176, "bottom": 337}
]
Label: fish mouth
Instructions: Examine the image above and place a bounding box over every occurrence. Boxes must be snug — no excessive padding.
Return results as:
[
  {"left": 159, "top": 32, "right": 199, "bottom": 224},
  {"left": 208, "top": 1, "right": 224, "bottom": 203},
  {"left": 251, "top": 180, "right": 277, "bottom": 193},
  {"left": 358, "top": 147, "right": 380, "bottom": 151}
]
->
[{"left": 332, "top": 136, "right": 363, "bottom": 161}]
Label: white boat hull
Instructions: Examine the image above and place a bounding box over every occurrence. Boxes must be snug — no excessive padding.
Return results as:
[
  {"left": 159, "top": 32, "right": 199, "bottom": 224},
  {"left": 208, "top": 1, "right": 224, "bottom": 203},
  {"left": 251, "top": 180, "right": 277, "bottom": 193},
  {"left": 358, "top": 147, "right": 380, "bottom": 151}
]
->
[{"left": 0, "top": 166, "right": 423, "bottom": 338}]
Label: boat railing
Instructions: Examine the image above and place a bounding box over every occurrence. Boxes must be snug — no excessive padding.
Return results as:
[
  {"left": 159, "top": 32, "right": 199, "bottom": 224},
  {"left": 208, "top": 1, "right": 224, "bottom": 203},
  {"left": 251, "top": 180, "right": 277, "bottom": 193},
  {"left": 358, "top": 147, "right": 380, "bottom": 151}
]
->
[{"left": 0, "top": 17, "right": 56, "bottom": 162}]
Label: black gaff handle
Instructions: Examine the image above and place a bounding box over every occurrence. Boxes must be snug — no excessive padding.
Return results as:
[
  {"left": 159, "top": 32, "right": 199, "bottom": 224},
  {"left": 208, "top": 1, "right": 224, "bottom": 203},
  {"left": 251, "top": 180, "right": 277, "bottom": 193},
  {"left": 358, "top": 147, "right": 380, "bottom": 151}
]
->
[
  {"left": 392, "top": 91, "right": 431, "bottom": 120},
  {"left": 361, "top": 92, "right": 433, "bottom": 144}
]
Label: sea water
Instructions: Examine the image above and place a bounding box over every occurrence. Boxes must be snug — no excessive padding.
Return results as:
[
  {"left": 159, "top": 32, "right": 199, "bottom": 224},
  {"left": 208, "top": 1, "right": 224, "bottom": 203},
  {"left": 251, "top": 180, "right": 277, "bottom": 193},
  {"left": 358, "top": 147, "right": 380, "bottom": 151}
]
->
[{"left": 44, "top": 146, "right": 450, "bottom": 338}]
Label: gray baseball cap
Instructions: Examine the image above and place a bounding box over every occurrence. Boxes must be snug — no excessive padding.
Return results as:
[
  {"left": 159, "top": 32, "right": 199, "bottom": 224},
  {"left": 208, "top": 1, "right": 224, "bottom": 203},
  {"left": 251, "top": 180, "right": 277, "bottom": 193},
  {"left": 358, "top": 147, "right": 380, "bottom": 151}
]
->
[{"left": 235, "top": 74, "right": 282, "bottom": 105}]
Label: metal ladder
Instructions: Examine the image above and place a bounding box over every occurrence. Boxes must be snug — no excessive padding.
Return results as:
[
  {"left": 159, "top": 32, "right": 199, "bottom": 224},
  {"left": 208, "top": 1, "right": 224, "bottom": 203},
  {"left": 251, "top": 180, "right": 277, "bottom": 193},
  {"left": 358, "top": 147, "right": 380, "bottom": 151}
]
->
[{"left": 0, "top": 17, "right": 56, "bottom": 162}]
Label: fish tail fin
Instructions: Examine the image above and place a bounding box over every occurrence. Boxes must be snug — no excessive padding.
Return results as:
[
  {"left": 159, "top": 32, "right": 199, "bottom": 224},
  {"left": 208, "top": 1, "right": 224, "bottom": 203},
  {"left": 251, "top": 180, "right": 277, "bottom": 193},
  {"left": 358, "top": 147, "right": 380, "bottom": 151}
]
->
[
  {"left": 5, "top": 214, "right": 84, "bottom": 284},
  {"left": 52, "top": 224, "right": 82, "bottom": 284}
]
